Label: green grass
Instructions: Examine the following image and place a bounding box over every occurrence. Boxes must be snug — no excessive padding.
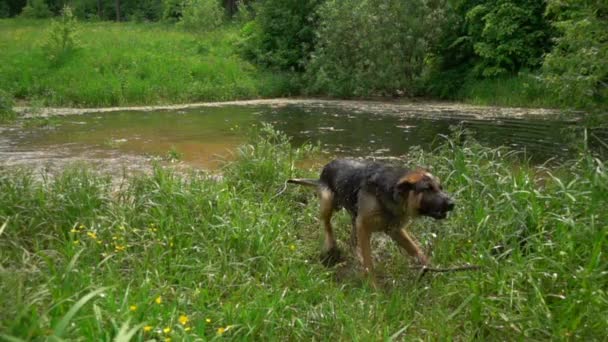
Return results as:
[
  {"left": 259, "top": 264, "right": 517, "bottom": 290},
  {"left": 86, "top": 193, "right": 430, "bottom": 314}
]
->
[
  {"left": 1, "top": 127, "right": 607, "bottom": 340},
  {"left": 456, "top": 74, "right": 564, "bottom": 108},
  {"left": 0, "top": 19, "right": 298, "bottom": 107}
]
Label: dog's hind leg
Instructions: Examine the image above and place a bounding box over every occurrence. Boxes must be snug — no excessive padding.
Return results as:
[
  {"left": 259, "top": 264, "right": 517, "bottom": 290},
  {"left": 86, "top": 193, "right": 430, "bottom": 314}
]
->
[
  {"left": 355, "top": 215, "right": 377, "bottom": 288},
  {"left": 319, "top": 188, "right": 341, "bottom": 266}
]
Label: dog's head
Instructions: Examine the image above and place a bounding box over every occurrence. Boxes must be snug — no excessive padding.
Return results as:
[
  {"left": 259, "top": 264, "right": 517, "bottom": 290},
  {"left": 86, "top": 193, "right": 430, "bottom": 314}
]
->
[{"left": 396, "top": 170, "right": 454, "bottom": 219}]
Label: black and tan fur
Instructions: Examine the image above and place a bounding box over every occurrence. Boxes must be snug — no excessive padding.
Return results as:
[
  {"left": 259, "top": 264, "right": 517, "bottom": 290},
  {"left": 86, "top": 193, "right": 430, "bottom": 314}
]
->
[{"left": 288, "top": 159, "right": 455, "bottom": 283}]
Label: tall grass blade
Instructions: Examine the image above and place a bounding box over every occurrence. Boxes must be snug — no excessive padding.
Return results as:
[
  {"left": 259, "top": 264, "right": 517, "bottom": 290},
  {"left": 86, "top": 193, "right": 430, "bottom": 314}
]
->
[{"left": 52, "top": 287, "right": 109, "bottom": 338}]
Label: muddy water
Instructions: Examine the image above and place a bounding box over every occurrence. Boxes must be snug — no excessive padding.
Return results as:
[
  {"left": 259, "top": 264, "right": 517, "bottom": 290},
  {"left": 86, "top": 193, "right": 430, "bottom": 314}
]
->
[{"left": 0, "top": 101, "right": 600, "bottom": 172}]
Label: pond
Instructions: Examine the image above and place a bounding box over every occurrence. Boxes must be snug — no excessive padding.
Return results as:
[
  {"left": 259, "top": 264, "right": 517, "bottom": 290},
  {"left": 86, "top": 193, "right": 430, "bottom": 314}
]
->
[{"left": 1, "top": 100, "right": 604, "bottom": 172}]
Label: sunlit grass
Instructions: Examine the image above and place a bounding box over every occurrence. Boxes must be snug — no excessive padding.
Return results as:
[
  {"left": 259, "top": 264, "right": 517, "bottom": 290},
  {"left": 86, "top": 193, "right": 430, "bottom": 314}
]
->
[
  {"left": 0, "top": 127, "right": 606, "bottom": 340},
  {"left": 0, "top": 19, "right": 297, "bottom": 107}
]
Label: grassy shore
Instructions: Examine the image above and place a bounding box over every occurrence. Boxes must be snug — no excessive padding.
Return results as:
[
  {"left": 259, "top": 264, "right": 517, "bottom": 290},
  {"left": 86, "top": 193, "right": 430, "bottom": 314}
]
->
[
  {"left": 0, "top": 19, "right": 297, "bottom": 107},
  {"left": 1, "top": 127, "right": 606, "bottom": 340}
]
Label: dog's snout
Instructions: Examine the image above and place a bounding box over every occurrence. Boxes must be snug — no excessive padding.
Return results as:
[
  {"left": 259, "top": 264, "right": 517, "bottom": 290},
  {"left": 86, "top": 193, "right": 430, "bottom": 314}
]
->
[{"left": 445, "top": 198, "right": 455, "bottom": 211}]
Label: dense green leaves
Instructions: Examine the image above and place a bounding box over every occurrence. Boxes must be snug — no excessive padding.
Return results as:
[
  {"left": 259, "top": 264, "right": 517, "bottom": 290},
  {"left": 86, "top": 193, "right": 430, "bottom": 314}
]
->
[
  {"left": 542, "top": 0, "right": 608, "bottom": 108},
  {"left": 466, "top": 0, "right": 551, "bottom": 77}
]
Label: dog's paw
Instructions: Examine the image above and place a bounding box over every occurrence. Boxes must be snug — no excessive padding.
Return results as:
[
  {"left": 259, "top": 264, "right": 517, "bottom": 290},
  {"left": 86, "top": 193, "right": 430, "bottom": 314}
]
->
[{"left": 320, "top": 247, "right": 343, "bottom": 267}]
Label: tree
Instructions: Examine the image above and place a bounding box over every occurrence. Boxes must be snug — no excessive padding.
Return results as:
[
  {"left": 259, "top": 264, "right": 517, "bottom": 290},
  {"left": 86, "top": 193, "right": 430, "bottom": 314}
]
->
[
  {"left": 543, "top": 0, "right": 608, "bottom": 108},
  {"left": 305, "top": 0, "right": 448, "bottom": 96}
]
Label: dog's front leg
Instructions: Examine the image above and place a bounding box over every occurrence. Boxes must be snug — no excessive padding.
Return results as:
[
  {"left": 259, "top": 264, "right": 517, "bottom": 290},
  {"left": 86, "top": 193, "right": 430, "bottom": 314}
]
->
[{"left": 390, "top": 227, "right": 429, "bottom": 266}]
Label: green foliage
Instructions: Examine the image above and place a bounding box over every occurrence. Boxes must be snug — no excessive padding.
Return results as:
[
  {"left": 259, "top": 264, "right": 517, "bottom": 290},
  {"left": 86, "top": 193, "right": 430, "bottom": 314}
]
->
[
  {"left": 43, "top": 5, "right": 79, "bottom": 62},
  {"left": 0, "top": 89, "right": 17, "bottom": 123},
  {"left": 178, "top": 0, "right": 223, "bottom": 31},
  {"left": 0, "top": 129, "right": 607, "bottom": 339},
  {"left": 466, "top": 0, "right": 551, "bottom": 77},
  {"left": 162, "top": 0, "right": 183, "bottom": 22},
  {"left": 0, "top": 1, "right": 10, "bottom": 18},
  {"left": 305, "top": 0, "right": 447, "bottom": 97},
  {"left": 238, "top": 0, "right": 322, "bottom": 70},
  {"left": 423, "top": 0, "right": 553, "bottom": 98},
  {"left": 542, "top": 0, "right": 608, "bottom": 109},
  {"left": 20, "top": 0, "right": 52, "bottom": 18}
]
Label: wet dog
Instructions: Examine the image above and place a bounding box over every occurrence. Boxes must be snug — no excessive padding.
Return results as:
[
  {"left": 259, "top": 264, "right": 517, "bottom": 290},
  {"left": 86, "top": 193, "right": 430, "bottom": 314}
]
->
[{"left": 288, "top": 159, "right": 454, "bottom": 284}]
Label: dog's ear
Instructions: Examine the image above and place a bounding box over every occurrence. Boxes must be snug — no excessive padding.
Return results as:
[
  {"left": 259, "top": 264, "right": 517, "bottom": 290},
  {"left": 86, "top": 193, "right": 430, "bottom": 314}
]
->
[{"left": 395, "top": 171, "right": 426, "bottom": 196}]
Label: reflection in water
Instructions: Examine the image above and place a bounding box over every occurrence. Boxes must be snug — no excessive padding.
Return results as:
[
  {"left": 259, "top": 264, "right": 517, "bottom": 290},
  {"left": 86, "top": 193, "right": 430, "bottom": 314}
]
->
[{"left": 0, "top": 103, "right": 595, "bottom": 171}]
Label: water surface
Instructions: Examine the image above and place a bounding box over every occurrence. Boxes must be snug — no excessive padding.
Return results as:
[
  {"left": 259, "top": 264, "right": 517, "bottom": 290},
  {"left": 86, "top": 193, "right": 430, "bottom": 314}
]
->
[{"left": 1, "top": 102, "right": 600, "bottom": 171}]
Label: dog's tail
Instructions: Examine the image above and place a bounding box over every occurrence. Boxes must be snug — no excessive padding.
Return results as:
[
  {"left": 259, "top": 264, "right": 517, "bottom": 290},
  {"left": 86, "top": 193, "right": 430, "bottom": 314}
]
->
[{"left": 287, "top": 178, "right": 322, "bottom": 188}]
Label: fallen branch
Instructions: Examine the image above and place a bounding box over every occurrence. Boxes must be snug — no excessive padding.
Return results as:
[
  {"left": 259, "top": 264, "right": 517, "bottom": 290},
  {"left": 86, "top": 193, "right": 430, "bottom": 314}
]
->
[{"left": 407, "top": 264, "right": 482, "bottom": 281}]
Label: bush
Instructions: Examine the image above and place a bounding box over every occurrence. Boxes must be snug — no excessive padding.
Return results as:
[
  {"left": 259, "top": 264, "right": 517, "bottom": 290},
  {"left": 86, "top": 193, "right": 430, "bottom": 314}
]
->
[
  {"left": 237, "top": 0, "right": 322, "bottom": 70},
  {"left": 542, "top": 0, "right": 608, "bottom": 109},
  {"left": 20, "top": 0, "right": 52, "bottom": 18},
  {"left": 305, "top": 0, "right": 447, "bottom": 97},
  {"left": 0, "top": 1, "right": 10, "bottom": 18},
  {"left": 178, "top": 0, "right": 223, "bottom": 31},
  {"left": 162, "top": 0, "right": 184, "bottom": 22},
  {"left": 43, "top": 5, "right": 79, "bottom": 62}
]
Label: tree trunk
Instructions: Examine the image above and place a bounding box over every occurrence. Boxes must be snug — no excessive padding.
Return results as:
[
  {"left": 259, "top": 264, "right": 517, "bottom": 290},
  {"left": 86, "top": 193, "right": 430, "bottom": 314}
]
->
[
  {"left": 97, "top": 0, "right": 103, "bottom": 18},
  {"left": 115, "top": 0, "right": 120, "bottom": 21},
  {"left": 224, "top": 0, "right": 237, "bottom": 17}
]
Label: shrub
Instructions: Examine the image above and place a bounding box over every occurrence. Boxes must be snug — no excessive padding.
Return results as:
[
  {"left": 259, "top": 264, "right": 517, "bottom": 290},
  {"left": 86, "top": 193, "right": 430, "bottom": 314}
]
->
[
  {"left": 162, "top": 0, "right": 184, "bottom": 22},
  {"left": 178, "top": 0, "right": 224, "bottom": 31},
  {"left": 20, "top": 0, "right": 52, "bottom": 18},
  {"left": 43, "top": 5, "right": 79, "bottom": 62}
]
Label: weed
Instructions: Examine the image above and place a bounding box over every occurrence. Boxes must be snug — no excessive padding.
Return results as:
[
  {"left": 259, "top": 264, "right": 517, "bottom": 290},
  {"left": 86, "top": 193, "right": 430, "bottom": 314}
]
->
[
  {"left": 0, "top": 90, "right": 17, "bottom": 123},
  {"left": 164, "top": 146, "right": 183, "bottom": 162}
]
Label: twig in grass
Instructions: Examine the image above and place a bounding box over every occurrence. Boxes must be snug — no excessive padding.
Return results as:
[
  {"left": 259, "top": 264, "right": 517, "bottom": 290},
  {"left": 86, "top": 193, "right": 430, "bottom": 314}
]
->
[
  {"left": 273, "top": 180, "right": 290, "bottom": 198},
  {"left": 408, "top": 264, "right": 482, "bottom": 281}
]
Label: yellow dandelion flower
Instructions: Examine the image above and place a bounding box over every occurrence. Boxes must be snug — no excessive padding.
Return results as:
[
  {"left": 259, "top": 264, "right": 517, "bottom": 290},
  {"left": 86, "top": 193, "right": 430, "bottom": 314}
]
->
[
  {"left": 217, "top": 327, "right": 226, "bottom": 335},
  {"left": 143, "top": 325, "right": 153, "bottom": 332},
  {"left": 114, "top": 244, "right": 126, "bottom": 252},
  {"left": 129, "top": 305, "right": 137, "bottom": 312},
  {"left": 289, "top": 244, "right": 296, "bottom": 251},
  {"left": 70, "top": 228, "right": 79, "bottom": 233},
  {"left": 178, "top": 314, "right": 189, "bottom": 325},
  {"left": 163, "top": 327, "right": 171, "bottom": 334},
  {"left": 79, "top": 224, "right": 85, "bottom": 229},
  {"left": 165, "top": 338, "right": 171, "bottom": 342},
  {"left": 87, "top": 232, "right": 97, "bottom": 240},
  {"left": 205, "top": 318, "right": 211, "bottom": 323},
  {"left": 155, "top": 296, "right": 162, "bottom": 304},
  {"left": 73, "top": 240, "right": 80, "bottom": 245}
]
